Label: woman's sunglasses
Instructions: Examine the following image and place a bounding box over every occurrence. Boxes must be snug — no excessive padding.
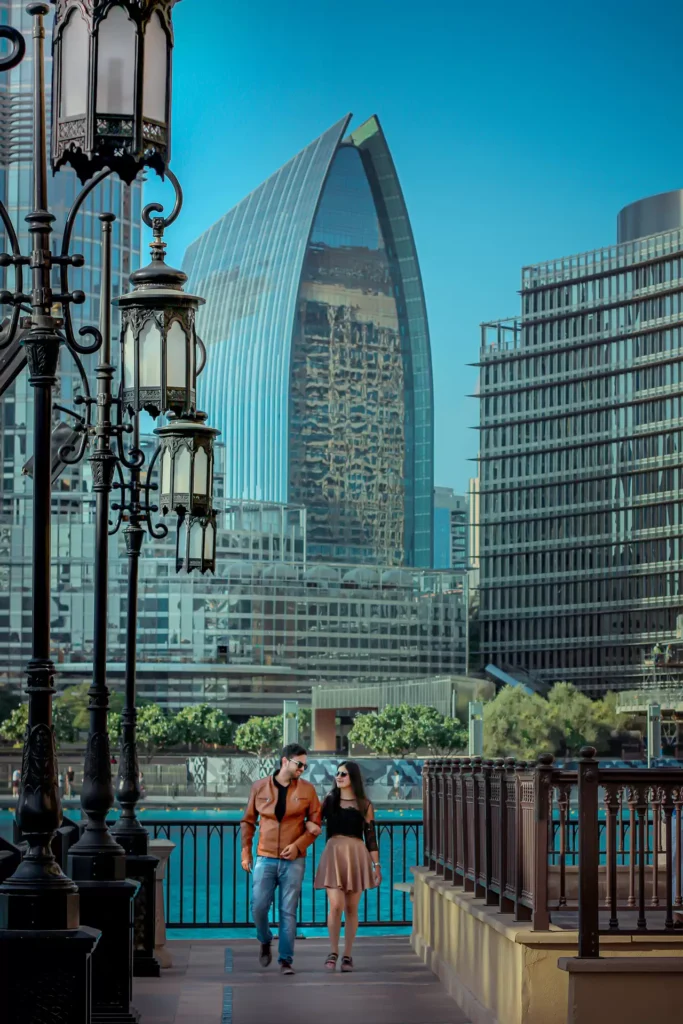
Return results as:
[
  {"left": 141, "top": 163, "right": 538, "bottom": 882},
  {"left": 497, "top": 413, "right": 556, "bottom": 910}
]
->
[{"left": 336, "top": 770, "right": 348, "bottom": 778}]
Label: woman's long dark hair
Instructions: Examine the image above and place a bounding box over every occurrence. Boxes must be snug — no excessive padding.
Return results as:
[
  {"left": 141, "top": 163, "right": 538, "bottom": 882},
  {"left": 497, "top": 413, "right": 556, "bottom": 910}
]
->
[{"left": 325, "top": 760, "right": 369, "bottom": 815}]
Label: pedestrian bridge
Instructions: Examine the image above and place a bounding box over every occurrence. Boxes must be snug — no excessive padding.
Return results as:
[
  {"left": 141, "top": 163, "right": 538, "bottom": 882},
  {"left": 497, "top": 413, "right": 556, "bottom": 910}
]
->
[{"left": 135, "top": 936, "right": 467, "bottom": 1024}]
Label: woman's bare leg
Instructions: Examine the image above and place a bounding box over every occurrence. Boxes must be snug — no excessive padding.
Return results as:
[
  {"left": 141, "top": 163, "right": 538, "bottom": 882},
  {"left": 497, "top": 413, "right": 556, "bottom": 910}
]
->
[
  {"left": 326, "top": 888, "right": 345, "bottom": 954},
  {"left": 343, "top": 890, "right": 363, "bottom": 957}
]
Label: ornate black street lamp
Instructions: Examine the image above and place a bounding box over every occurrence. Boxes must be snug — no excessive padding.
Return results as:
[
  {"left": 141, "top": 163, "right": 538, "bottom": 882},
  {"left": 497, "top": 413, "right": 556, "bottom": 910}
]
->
[
  {"left": 51, "top": 0, "right": 178, "bottom": 184},
  {"left": 0, "top": 2, "right": 187, "bottom": 1020}
]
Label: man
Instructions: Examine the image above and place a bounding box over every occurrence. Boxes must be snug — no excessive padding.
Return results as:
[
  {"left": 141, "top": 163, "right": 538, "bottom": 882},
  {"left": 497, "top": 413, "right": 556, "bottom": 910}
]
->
[{"left": 241, "top": 743, "right": 322, "bottom": 975}]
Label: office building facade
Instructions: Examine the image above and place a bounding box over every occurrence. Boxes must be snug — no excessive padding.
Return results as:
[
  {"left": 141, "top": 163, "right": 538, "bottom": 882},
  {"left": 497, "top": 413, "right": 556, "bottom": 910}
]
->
[
  {"left": 16, "top": 492, "right": 466, "bottom": 719},
  {"left": 182, "top": 114, "right": 434, "bottom": 568},
  {"left": 433, "top": 487, "right": 469, "bottom": 571},
  {"left": 478, "top": 190, "right": 683, "bottom": 694}
]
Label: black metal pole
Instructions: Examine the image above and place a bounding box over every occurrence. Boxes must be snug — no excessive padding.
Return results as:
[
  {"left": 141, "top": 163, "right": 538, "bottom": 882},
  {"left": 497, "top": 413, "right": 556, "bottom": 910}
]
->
[
  {"left": 0, "top": 0, "right": 75, "bottom": 907},
  {"left": 111, "top": 412, "right": 148, "bottom": 855},
  {"left": 70, "top": 213, "right": 125, "bottom": 860}
]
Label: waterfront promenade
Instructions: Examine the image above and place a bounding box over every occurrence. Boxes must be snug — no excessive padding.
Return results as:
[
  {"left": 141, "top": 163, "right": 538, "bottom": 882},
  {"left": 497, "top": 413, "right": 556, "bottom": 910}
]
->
[{"left": 135, "top": 936, "right": 467, "bottom": 1024}]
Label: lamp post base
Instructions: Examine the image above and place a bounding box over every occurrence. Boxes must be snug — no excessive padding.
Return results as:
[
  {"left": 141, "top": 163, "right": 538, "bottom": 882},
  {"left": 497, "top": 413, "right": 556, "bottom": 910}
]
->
[
  {"left": 0, "top": 925, "right": 101, "bottom": 1024},
  {"left": 73, "top": 877, "right": 140, "bottom": 1022}
]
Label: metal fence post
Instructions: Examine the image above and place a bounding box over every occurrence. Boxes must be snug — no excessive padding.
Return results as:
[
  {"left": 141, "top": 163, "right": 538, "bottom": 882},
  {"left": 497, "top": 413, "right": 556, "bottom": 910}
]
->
[
  {"left": 578, "top": 745, "right": 600, "bottom": 958},
  {"left": 533, "top": 753, "right": 553, "bottom": 930}
]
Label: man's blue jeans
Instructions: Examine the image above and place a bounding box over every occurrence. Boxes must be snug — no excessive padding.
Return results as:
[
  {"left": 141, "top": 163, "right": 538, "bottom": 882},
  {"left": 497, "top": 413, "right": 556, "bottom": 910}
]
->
[{"left": 251, "top": 855, "right": 306, "bottom": 964}]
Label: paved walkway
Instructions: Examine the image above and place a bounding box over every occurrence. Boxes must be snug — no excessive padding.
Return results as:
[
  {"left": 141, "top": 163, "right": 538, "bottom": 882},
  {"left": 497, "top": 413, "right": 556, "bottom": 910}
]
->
[{"left": 134, "top": 936, "right": 468, "bottom": 1024}]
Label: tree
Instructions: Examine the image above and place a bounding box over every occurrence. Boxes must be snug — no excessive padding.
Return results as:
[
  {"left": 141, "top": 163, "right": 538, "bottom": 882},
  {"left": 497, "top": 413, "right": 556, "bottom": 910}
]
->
[
  {"left": 171, "top": 704, "right": 234, "bottom": 750},
  {"left": 136, "top": 704, "right": 174, "bottom": 758},
  {"left": 348, "top": 704, "right": 467, "bottom": 757},
  {"left": 0, "top": 685, "right": 20, "bottom": 725},
  {"left": 483, "top": 686, "right": 554, "bottom": 760},
  {"left": 53, "top": 699, "right": 77, "bottom": 745},
  {"left": 298, "top": 707, "right": 312, "bottom": 747},
  {"left": 235, "top": 716, "right": 282, "bottom": 758},
  {"left": 483, "top": 683, "right": 628, "bottom": 760},
  {"left": 56, "top": 682, "right": 125, "bottom": 734},
  {"left": 545, "top": 682, "right": 615, "bottom": 756},
  {"left": 108, "top": 711, "right": 122, "bottom": 749},
  {"left": 0, "top": 703, "right": 28, "bottom": 745}
]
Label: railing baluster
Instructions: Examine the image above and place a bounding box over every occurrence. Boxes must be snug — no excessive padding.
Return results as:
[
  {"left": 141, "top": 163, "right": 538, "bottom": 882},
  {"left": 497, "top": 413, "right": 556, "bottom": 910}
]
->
[
  {"left": 627, "top": 794, "right": 636, "bottom": 909},
  {"left": 578, "top": 746, "right": 600, "bottom": 958},
  {"left": 676, "top": 789, "right": 683, "bottom": 909},
  {"left": 652, "top": 789, "right": 661, "bottom": 908},
  {"left": 636, "top": 785, "right": 647, "bottom": 930},
  {"left": 605, "top": 785, "right": 619, "bottom": 930},
  {"left": 664, "top": 789, "right": 675, "bottom": 929}
]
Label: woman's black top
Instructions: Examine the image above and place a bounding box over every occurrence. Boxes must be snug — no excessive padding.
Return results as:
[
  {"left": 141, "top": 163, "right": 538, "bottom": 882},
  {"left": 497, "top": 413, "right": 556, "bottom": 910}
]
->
[{"left": 321, "top": 796, "right": 378, "bottom": 853}]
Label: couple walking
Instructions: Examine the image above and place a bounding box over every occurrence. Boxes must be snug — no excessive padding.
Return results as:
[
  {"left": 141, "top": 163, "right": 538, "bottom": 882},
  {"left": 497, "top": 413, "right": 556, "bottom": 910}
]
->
[{"left": 240, "top": 743, "right": 381, "bottom": 975}]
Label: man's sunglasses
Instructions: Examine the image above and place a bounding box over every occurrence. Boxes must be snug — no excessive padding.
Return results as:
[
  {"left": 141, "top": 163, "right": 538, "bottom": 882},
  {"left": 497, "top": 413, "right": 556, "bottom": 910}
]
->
[
  {"left": 336, "top": 770, "right": 349, "bottom": 778},
  {"left": 288, "top": 758, "right": 307, "bottom": 771}
]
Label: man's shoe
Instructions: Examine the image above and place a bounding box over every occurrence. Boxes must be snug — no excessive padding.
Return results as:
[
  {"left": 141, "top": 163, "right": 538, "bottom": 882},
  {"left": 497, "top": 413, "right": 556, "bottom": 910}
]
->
[
  {"left": 259, "top": 942, "right": 272, "bottom": 967},
  {"left": 280, "top": 962, "right": 295, "bottom": 975}
]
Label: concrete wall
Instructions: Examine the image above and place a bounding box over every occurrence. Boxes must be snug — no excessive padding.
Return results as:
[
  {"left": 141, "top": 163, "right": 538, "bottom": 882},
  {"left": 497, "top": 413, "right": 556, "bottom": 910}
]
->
[
  {"left": 560, "top": 957, "right": 683, "bottom": 1024},
  {"left": 411, "top": 867, "right": 683, "bottom": 1024}
]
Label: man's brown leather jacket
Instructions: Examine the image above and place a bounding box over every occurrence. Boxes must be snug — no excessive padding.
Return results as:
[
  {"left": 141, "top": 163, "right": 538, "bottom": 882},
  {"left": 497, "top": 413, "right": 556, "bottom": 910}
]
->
[{"left": 241, "top": 775, "right": 322, "bottom": 859}]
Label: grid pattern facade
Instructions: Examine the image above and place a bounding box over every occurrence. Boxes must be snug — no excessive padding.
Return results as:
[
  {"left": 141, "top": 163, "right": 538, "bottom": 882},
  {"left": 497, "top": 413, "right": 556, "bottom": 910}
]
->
[
  {"left": 182, "top": 115, "right": 433, "bottom": 567},
  {"left": 433, "top": 488, "right": 469, "bottom": 571},
  {"left": 1, "top": 492, "right": 466, "bottom": 717},
  {"left": 478, "top": 226, "right": 683, "bottom": 694}
]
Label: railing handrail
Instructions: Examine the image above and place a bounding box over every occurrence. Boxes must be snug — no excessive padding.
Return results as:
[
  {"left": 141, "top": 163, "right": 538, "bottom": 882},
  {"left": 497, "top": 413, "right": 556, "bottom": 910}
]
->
[{"left": 423, "top": 751, "right": 683, "bottom": 957}]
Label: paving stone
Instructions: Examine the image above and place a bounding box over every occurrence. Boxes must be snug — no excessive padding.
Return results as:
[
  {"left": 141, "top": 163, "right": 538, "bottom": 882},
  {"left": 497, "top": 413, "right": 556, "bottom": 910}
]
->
[{"left": 134, "top": 936, "right": 467, "bottom": 1023}]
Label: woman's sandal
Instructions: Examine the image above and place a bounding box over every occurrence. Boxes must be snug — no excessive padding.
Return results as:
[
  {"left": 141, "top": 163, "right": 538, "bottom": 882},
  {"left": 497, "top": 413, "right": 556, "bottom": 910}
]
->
[
  {"left": 341, "top": 955, "right": 353, "bottom": 973},
  {"left": 325, "top": 952, "right": 338, "bottom": 971}
]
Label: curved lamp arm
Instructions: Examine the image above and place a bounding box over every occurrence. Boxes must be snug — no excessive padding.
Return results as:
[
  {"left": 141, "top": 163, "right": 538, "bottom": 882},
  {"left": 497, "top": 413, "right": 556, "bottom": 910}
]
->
[
  {"left": 59, "top": 168, "right": 112, "bottom": 356},
  {"left": 142, "top": 166, "right": 183, "bottom": 232},
  {"left": 142, "top": 442, "right": 168, "bottom": 540}
]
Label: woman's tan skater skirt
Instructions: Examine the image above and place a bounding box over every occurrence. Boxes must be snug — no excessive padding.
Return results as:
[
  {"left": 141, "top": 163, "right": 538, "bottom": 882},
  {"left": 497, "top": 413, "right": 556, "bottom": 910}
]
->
[{"left": 314, "top": 835, "right": 376, "bottom": 892}]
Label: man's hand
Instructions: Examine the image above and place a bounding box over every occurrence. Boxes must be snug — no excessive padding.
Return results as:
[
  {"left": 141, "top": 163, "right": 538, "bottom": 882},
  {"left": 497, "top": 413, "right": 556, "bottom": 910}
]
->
[
  {"left": 241, "top": 852, "right": 253, "bottom": 873},
  {"left": 280, "top": 844, "right": 298, "bottom": 860}
]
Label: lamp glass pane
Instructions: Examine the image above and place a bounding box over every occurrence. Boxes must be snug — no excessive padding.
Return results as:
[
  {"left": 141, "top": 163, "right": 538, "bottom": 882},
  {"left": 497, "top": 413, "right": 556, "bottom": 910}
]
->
[
  {"left": 161, "top": 447, "right": 172, "bottom": 494},
  {"left": 123, "top": 324, "right": 135, "bottom": 388},
  {"left": 96, "top": 5, "right": 136, "bottom": 115},
  {"left": 59, "top": 12, "right": 89, "bottom": 118},
  {"left": 142, "top": 12, "right": 167, "bottom": 122},
  {"left": 177, "top": 516, "right": 188, "bottom": 565},
  {"left": 166, "top": 319, "right": 187, "bottom": 387},
  {"left": 203, "top": 520, "right": 215, "bottom": 560},
  {"left": 175, "top": 445, "right": 191, "bottom": 494},
  {"left": 194, "top": 446, "right": 208, "bottom": 497},
  {"left": 139, "top": 318, "right": 162, "bottom": 387},
  {"left": 190, "top": 520, "right": 203, "bottom": 559}
]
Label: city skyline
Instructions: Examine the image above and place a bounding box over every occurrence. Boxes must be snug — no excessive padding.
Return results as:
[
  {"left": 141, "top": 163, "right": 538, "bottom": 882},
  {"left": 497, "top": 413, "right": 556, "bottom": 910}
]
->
[{"left": 142, "top": 0, "right": 683, "bottom": 496}]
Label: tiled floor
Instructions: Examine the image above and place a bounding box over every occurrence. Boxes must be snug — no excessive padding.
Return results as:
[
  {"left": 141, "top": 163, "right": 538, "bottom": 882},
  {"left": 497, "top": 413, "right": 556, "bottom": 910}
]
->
[{"left": 134, "top": 936, "right": 469, "bottom": 1024}]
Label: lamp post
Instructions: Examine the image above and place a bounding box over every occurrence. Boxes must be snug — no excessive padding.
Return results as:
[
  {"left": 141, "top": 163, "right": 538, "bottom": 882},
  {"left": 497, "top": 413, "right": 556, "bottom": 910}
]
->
[
  {"left": 108, "top": 183, "right": 219, "bottom": 976},
  {"left": 0, "top": 2, "right": 185, "bottom": 1020}
]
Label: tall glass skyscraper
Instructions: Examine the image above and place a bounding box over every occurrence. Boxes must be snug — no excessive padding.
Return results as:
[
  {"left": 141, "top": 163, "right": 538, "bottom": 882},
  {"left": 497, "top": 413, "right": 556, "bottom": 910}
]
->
[
  {"left": 478, "top": 190, "right": 683, "bottom": 694},
  {"left": 182, "top": 115, "right": 434, "bottom": 568},
  {"left": 0, "top": 2, "right": 143, "bottom": 692}
]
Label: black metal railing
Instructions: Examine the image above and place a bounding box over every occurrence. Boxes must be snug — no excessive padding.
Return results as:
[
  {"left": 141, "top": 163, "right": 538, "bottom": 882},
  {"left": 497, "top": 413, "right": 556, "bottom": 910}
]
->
[{"left": 146, "top": 819, "right": 422, "bottom": 929}]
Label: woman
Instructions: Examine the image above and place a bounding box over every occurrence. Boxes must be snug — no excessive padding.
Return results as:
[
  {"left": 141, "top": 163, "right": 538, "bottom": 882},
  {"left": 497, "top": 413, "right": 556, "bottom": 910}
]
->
[{"left": 312, "top": 760, "right": 381, "bottom": 973}]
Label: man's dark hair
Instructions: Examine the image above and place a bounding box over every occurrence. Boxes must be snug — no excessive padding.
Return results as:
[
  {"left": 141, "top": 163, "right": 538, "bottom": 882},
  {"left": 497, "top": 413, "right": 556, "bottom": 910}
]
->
[{"left": 281, "top": 743, "right": 307, "bottom": 765}]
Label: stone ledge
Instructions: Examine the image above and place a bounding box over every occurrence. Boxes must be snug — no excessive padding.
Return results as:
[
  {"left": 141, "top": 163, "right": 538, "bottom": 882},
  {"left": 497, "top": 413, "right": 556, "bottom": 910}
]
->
[
  {"left": 559, "top": 955, "right": 683, "bottom": 974},
  {"left": 412, "top": 866, "right": 683, "bottom": 949}
]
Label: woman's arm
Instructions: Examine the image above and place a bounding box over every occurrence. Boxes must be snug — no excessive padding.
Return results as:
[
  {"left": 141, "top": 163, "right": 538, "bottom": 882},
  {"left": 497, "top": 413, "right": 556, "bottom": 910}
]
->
[{"left": 364, "top": 803, "right": 381, "bottom": 879}]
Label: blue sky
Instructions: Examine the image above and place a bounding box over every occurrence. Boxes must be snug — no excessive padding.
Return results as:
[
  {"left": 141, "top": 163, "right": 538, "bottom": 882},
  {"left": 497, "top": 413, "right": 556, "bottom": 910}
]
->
[{"left": 144, "top": 0, "right": 683, "bottom": 494}]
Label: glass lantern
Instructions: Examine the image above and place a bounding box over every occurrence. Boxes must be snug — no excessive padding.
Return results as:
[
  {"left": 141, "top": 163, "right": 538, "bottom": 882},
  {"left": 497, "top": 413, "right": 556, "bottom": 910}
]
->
[
  {"left": 51, "top": 0, "right": 177, "bottom": 184},
  {"left": 116, "top": 240, "right": 204, "bottom": 419},
  {"left": 155, "top": 411, "right": 219, "bottom": 518},
  {"left": 176, "top": 510, "right": 217, "bottom": 575}
]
